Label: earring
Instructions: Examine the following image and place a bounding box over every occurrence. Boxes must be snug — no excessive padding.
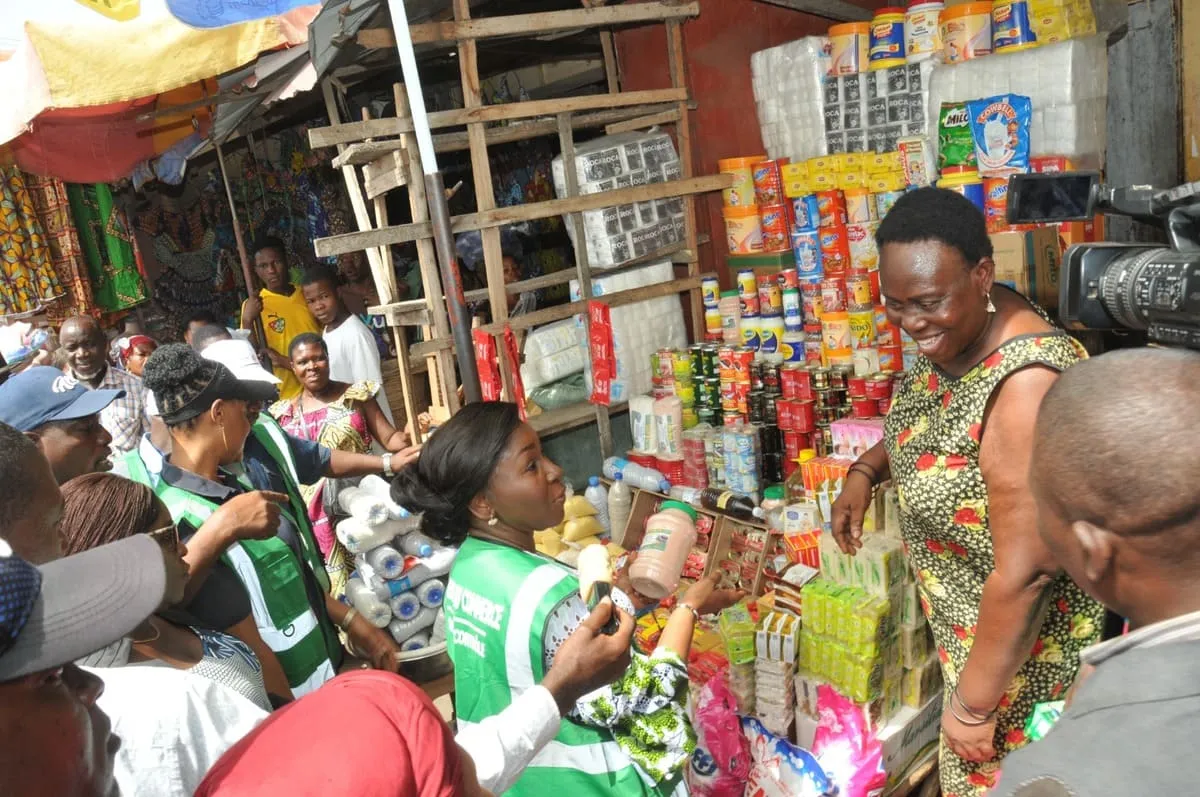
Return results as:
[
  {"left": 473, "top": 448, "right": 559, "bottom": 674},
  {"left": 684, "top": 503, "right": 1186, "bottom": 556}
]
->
[
  {"left": 219, "top": 423, "right": 229, "bottom": 453},
  {"left": 986, "top": 294, "right": 996, "bottom": 314},
  {"left": 487, "top": 515, "right": 498, "bottom": 527}
]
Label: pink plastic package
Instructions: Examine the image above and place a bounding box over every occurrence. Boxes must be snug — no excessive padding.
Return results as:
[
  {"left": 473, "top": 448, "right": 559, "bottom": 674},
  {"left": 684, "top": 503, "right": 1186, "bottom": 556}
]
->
[
  {"left": 688, "top": 675, "right": 751, "bottom": 797},
  {"left": 812, "top": 684, "right": 887, "bottom": 797}
]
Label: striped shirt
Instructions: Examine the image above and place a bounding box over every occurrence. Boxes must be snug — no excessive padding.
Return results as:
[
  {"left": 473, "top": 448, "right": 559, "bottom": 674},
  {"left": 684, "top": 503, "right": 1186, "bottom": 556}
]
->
[{"left": 72, "top": 365, "right": 152, "bottom": 454}]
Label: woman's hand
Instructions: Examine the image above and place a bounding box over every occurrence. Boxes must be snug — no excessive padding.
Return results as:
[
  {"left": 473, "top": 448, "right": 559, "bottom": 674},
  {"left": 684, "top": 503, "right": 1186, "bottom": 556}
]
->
[
  {"left": 941, "top": 700, "right": 997, "bottom": 763},
  {"left": 681, "top": 573, "right": 747, "bottom": 616},
  {"left": 613, "top": 552, "right": 659, "bottom": 612},
  {"left": 393, "top": 444, "right": 421, "bottom": 470},
  {"left": 209, "top": 491, "right": 289, "bottom": 543},
  {"left": 831, "top": 469, "right": 874, "bottom": 555},
  {"left": 348, "top": 615, "right": 401, "bottom": 673}
]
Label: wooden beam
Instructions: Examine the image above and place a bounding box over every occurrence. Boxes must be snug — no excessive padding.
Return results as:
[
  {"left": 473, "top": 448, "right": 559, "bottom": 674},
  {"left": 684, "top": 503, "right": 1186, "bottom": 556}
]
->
[
  {"left": 1184, "top": 0, "right": 1200, "bottom": 181},
  {"left": 314, "top": 174, "right": 732, "bottom": 256},
  {"left": 477, "top": 273, "right": 709, "bottom": 334},
  {"left": 605, "top": 107, "right": 680, "bottom": 135},
  {"left": 531, "top": 400, "right": 628, "bottom": 436},
  {"left": 357, "top": 2, "right": 699, "bottom": 48},
  {"left": 308, "top": 88, "right": 689, "bottom": 148},
  {"left": 331, "top": 103, "right": 680, "bottom": 163},
  {"left": 752, "top": 0, "right": 871, "bottom": 23},
  {"left": 665, "top": 18, "right": 704, "bottom": 338}
]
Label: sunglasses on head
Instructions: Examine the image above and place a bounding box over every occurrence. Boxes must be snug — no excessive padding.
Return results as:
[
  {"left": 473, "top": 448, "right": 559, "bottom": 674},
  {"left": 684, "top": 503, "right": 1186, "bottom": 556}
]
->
[{"left": 146, "top": 523, "right": 181, "bottom": 555}]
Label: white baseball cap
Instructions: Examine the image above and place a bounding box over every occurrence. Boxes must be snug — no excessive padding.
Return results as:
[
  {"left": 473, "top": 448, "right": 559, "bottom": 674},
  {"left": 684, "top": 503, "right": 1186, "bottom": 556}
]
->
[{"left": 201, "top": 338, "right": 282, "bottom": 385}]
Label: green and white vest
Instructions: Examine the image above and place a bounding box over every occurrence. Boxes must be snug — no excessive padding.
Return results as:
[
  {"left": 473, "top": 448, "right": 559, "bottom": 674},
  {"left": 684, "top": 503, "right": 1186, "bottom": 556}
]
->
[
  {"left": 445, "top": 537, "right": 673, "bottom": 797},
  {"left": 119, "top": 417, "right": 339, "bottom": 697}
]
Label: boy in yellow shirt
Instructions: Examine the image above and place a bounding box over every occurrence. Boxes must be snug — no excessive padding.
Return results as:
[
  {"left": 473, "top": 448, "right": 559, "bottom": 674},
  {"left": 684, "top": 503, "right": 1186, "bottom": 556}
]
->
[{"left": 240, "top": 236, "right": 320, "bottom": 400}]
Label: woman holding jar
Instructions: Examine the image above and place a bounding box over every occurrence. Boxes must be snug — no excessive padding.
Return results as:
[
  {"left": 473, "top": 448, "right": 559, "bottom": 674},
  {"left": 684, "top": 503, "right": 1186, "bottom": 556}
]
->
[
  {"left": 392, "top": 401, "right": 743, "bottom": 796},
  {"left": 831, "top": 189, "right": 1103, "bottom": 797}
]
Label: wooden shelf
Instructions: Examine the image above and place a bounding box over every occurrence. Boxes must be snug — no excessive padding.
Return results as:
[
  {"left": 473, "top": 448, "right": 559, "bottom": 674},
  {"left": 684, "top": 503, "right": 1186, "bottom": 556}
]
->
[{"left": 529, "top": 400, "right": 628, "bottom": 436}]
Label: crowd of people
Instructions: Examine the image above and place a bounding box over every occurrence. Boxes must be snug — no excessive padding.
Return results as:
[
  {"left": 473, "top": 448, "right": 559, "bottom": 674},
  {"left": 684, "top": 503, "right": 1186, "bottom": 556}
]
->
[{"left": 0, "top": 201, "right": 1197, "bottom": 797}]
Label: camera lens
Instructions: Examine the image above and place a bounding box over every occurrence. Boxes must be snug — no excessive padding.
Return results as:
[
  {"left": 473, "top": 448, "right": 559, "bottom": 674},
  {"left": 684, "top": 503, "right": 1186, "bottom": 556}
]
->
[{"left": 1097, "top": 249, "right": 1162, "bottom": 330}]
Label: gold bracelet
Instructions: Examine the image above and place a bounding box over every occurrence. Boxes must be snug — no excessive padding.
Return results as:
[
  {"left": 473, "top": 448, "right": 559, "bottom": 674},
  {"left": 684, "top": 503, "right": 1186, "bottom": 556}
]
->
[{"left": 338, "top": 607, "right": 359, "bottom": 633}]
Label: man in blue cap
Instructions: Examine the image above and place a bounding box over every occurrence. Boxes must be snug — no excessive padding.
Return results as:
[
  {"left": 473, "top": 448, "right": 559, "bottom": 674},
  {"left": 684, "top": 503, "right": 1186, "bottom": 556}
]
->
[
  {"left": 0, "top": 366, "right": 124, "bottom": 485},
  {"left": 0, "top": 533, "right": 169, "bottom": 797}
]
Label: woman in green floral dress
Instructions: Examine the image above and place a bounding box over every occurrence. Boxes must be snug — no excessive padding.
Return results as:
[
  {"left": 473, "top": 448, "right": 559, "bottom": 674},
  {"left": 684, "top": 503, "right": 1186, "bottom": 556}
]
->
[{"left": 831, "top": 189, "right": 1104, "bottom": 796}]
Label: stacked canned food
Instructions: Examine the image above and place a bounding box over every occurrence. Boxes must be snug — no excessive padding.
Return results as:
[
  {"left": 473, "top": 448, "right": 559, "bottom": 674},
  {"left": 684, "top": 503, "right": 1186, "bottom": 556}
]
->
[
  {"left": 846, "top": 370, "right": 900, "bottom": 418},
  {"left": 718, "top": 344, "right": 755, "bottom": 424}
]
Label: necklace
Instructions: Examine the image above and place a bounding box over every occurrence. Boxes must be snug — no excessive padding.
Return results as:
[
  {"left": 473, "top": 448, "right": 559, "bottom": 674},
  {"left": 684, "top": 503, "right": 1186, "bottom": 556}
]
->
[{"left": 131, "top": 619, "right": 162, "bottom": 646}]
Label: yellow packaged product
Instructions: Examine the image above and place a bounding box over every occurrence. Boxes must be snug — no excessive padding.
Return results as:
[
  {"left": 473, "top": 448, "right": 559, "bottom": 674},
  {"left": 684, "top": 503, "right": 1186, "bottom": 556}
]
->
[
  {"left": 902, "top": 653, "right": 943, "bottom": 708},
  {"left": 838, "top": 170, "right": 867, "bottom": 191},
  {"left": 801, "top": 579, "right": 827, "bottom": 635},
  {"left": 828, "top": 642, "right": 849, "bottom": 690},
  {"left": 1029, "top": 0, "right": 1070, "bottom": 43},
  {"left": 882, "top": 657, "right": 904, "bottom": 723},
  {"left": 809, "top": 171, "right": 837, "bottom": 190},
  {"left": 869, "top": 174, "right": 907, "bottom": 194},
  {"left": 809, "top": 155, "right": 841, "bottom": 174},
  {"left": 865, "top": 150, "right": 904, "bottom": 174},
  {"left": 782, "top": 163, "right": 811, "bottom": 198},
  {"left": 799, "top": 629, "right": 816, "bottom": 672},
  {"left": 845, "top": 652, "right": 884, "bottom": 703},
  {"left": 837, "top": 153, "right": 865, "bottom": 172},
  {"left": 900, "top": 621, "right": 931, "bottom": 668}
]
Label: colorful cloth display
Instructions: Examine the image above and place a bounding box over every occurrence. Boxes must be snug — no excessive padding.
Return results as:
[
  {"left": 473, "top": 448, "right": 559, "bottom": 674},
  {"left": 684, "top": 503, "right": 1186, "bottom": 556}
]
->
[
  {"left": 66, "top": 183, "right": 148, "bottom": 312},
  {"left": 0, "top": 166, "right": 62, "bottom": 317},
  {"left": 22, "top": 173, "right": 93, "bottom": 321}
]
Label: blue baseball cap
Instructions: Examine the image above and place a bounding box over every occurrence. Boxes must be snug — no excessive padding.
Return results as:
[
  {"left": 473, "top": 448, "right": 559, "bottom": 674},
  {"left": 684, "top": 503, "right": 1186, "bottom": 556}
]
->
[
  {"left": 0, "top": 367, "right": 124, "bottom": 432},
  {"left": 0, "top": 535, "right": 166, "bottom": 681}
]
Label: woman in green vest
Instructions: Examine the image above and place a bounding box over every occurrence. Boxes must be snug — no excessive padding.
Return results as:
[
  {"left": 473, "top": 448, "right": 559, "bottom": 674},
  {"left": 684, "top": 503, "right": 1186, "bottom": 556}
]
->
[{"left": 393, "top": 402, "right": 742, "bottom": 796}]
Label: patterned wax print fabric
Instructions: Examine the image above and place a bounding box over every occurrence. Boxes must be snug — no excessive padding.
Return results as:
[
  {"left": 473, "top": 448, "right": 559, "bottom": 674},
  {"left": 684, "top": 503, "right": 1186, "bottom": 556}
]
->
[
  {"left": 66, "top": 182, "right": 148, "bottom": 312},
  {"left": 23, "top": 172, "right": 92, "bottom": 321},
  {"left": 0, "top": 166, "right": 62, "bottom": 316},
  {"left": 270, "top": 381, "right": 379, "bottom": 600},
  {"left": 883, "top": 330, "right": 1105, "bottom": 797}
]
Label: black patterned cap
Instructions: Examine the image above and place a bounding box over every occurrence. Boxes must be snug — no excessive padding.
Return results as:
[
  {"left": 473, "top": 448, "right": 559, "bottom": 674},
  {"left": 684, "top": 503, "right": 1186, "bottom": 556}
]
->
[{"left": 0, "top": 536, "right": 167, "bottom": 681}]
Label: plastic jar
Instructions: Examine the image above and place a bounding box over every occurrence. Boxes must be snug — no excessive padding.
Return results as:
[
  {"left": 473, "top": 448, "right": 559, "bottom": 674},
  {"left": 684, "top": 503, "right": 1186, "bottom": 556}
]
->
[
  {"left": 992, "top": 0, "right": 1037, "bottom": 53},
  {"left": 829, "top": 22, "right": 870, "bottom": 75},
  {"left": 937, "top": 166, "right": 986, "bottom": 213},
  {"left": 905, "top": 0, "right": 944, "bottom": 62},
  {"left": 629, "top": 500, "right": 699, "bottom": 599},
  {"left": 718, "top": 156, "right": 765, "bottom": 207},
  {"left": 719, "top": 290, "right": 742, "bottom": 346},
  {"left": 723, "top": 205, "right": 763, "bottom": 254},
  {"left": 868, "top": 7, "right": 907, "bottom": 69},
  {"left": 940, "top": 2, "right": 992, "bottom": 63}
]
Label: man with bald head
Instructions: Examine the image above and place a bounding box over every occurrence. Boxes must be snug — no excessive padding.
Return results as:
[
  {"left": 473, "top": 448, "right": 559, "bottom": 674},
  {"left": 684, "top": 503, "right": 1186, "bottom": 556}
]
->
[
  {"left": 992, "top": 347, "right": 1200, "bottom": 796},
  {"left": 59, "top": 314, "right": 150, "bottom": 453}
]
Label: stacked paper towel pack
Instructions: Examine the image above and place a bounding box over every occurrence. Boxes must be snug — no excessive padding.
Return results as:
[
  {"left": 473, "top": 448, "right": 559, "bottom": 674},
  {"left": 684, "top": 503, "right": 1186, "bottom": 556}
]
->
[
  {"left": 750, "top": 36, "right": 830, "bottom": 162},
  {"left": 927, "top": 35, "right": 1107, "bottom": 163},
  {"left": 551, "top": 129, "right": 687, "bottom": 269},
  {"left": 571, "top": 260, "right": 687, "bottom": 403},
  {"left": 823, "top": 61, "right": 934, "bottom": 155},
  {"left": 520, "top": 318, "right": 587, "bottom": 393},
  {"left": 336, "top": 474, "right": 456, "bottom": 652}
]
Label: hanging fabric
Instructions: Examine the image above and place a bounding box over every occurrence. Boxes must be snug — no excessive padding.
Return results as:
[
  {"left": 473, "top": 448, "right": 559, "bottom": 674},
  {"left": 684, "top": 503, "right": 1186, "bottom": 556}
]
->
[
  {"left": 0, "top": 165, "right": 63, "bottom": 317},
  {"left": 23, "top": 172, "right": 94, "bottom": 321},
  {"left": 66, "top": 182, "right": 148, "bottom": 312}
]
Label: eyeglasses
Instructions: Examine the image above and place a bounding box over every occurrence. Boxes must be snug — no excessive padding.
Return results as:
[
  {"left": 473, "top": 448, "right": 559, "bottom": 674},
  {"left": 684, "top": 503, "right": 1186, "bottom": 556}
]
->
[{"left": 146, "top": 523, "right": 181, "bottom": 555}]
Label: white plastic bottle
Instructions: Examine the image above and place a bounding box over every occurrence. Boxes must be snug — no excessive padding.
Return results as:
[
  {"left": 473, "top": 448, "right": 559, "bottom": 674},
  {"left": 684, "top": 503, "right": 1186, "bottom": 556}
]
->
[
  {"left": 365, "top": 544, "right": 405, "bottom": 579},
  {"left": 601, "top": 456, "right": 671, "bottom": 493},
  {"left": 388, "top": 590, "right": 422, "bottom": 620},
  {"left": 584, "top": 476, "right": 611, "bottom": 534},
  {"left": 388, "top": 606, "right": 438, "bottom": 644},
  {"left": 344, "top": 577, "right": 393, "bottom": 628},
  {"left": 357, "top": 474, "right": 410, "bottom": 520},
  {"left": 607, "top": 472, "right": 634, "bottom": 547},
  {"left": 399, "top": 532, "right": 435, "bottom": 558}
]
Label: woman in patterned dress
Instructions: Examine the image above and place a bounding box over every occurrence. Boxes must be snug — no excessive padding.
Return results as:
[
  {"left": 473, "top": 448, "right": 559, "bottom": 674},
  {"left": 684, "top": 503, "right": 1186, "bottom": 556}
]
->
[
  {"left": 270, "top": 333, "right": 414, "bottom": 600},
  {"left": 831, "top": 189, "right": 1104, "bottom": 796}
]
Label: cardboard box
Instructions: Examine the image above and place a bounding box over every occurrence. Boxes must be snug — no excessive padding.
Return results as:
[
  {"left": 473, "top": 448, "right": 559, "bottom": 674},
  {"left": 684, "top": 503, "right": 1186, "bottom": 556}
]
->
[
  {"left": 876, "top": 694, "right": 942, "bottom": 785},
  {"left": 990, "top": 226, "right": 1061, "bottom": 311}
]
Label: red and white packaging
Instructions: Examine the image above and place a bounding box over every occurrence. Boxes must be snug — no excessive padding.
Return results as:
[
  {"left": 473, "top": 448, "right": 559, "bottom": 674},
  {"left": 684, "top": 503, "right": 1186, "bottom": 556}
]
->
[{"left": 588, "top": 301, "right": 615, "bottom": 406}]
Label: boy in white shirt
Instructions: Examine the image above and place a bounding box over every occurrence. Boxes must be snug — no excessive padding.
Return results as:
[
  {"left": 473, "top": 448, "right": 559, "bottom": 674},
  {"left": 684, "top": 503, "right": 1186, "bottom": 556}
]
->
[{"left": 299, "top": 267, "right": 394, "bottom": 424}]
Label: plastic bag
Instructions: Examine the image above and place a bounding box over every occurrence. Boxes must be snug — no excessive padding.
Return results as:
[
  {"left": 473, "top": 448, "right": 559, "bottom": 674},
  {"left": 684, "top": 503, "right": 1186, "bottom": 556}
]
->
[
  {"left": 687, "top": 675, "right": 749, "bottom": 797},
  {"left": 742, "top": 716, "right": 835, "bottom": 797},
  {"left": 528, "top": 373, "right": 588, "bottom": 411},
  {"left": 812, "top": 684, "right": 887, "bottom": 797},
  {"left": 965, "top": 94, "right": 1032, "bottom": 177}
]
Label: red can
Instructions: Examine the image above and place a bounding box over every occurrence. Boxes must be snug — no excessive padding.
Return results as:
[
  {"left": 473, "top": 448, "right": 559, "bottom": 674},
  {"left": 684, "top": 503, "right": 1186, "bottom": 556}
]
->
[
  {"left": 777, "top": 268, "right": 800, "bottom": 291},
  {"left": 868, "top": 269, "right": 882, "bottom": 304},
  {"left": 783, "top": 429, "right": 807, "bottom": 459},
  {"left": 878, "top": 397, "right": 892, "bottom": 415},
  {"left": 865, "top": 373, "right": 893, "bottom": 400},
  {"left": 732, "top": 348, "right": 755, "bottom": 383},
  {"left": 724, "top": 413, "right": 745, "bottom": 427},
  {"left": 820, "top": 277, "right": 847, "bottom": 313},
  {"left": 757, "top": 272, "right": 783, "bottom": 316},
  {"left": 800, "top": 282, "right": 823, "bottom": 320},
  {"left": 759, "top": 204, "right": 791, "bottom": 253},
  {"left": 792, "top": 399, "right": 817, "bottom": 433},
  {"left": 874, "top": 304, "right": 898, "bottom": 347},
  {"left": 847, "top": 375, "right": 868, "bottom": 398},
  {"left": 780, "top": 363, "right": 813, "bottom": 400},
  {"left": 819, "top": 225, "right": 851, "bottom": 275},
  {"left": 851, "top": 397, "right": 879, "bottom": 418},
  {"left": 878, "top": 344, "right": 903, "bottom": 372},
  {"left": 775, "top": 397, "right": 793, "bottom": 430},
  {"left": 753, "top": 158, "right": 788, "bottom": 207},
  {"left": 816, "top": 190, "right": 847, "bottom": 228},
  {"left": 804, "top": 331, "right": 824, "bottom": 365},
  {"left": 627, "top": 450, "right": 656, "bottom": 469}
]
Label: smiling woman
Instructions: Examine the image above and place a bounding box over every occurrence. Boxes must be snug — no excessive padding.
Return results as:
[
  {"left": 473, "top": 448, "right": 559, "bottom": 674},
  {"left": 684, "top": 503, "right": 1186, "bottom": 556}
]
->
[{"left": 831, "top": 188, "right": 1103, "bottom": 796}]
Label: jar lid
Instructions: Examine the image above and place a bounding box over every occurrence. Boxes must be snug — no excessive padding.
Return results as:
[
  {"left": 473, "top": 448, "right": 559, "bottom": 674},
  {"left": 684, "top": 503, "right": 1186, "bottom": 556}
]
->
[
  {"left": 660, "top": 500, "right": 699, "bottom": 521},
  {"left": 764, "top": 485, "right": 785, "bottom": 501}
]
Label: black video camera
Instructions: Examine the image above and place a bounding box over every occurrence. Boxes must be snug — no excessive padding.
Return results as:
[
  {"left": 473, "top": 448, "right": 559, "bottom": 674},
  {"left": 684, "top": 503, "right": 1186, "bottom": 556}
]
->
[{"left": 1006, "top": 172, "right": 1200, "bottom": 348}]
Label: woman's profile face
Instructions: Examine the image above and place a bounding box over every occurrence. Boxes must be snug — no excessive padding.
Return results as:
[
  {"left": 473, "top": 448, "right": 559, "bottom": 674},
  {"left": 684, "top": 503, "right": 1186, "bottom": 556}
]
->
[
  {"left": 291, "top": 342, "right": 331, "bottom": 394},
  {"left": 879, "top": 239, "right": 991, "bottom": 367},
  {"left": 486, "top": 423, "right": 567, "bottom": 533},
  {"left": 212, "top": 398, "right": 254, "bottom": 465}
]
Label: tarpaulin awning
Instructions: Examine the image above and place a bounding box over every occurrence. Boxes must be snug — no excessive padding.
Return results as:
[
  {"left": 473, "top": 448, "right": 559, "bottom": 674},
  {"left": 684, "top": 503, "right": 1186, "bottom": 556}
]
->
[{"left": 0, "top": 3, "right": 319, "bottom": 147}]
